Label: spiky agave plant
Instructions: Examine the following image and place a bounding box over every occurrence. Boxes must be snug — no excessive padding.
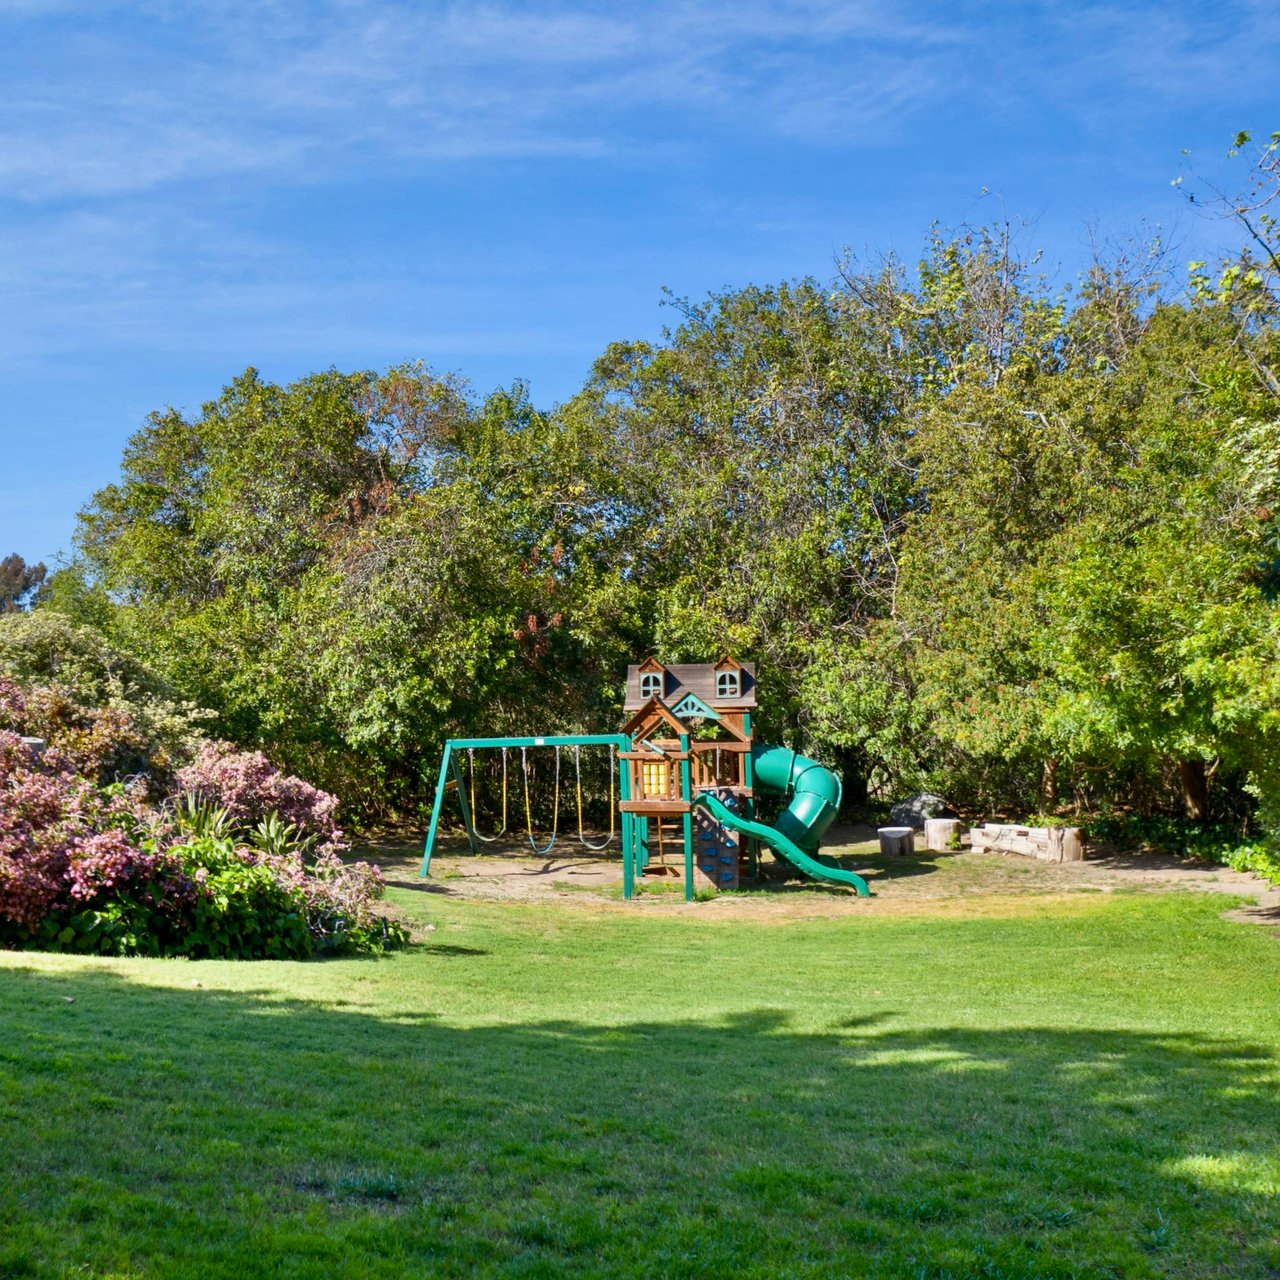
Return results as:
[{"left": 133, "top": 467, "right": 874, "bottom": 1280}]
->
[
  {"left": 249, "top": 812, "right": 316, "bottom": 859},
  {"left": 174, "top": 794, "right": 237, "bottom": 840}
]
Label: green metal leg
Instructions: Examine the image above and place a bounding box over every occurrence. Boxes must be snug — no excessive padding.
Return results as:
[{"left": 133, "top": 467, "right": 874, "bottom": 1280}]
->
[
  {"left": 682, "top": 812, "right": 694, "bottom": 901},
  {"left": 421, "top": 743, "right": 454, "bottom": 876},
  {"left": 452, "top": 751, "right": 480, "bottom": 855},
  {"left": 622, "top": 813, "right": 634, "bottom": 899}
]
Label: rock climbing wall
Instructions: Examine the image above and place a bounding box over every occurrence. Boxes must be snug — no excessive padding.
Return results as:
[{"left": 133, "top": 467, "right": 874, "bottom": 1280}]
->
[{"left": 693, "top": 788, "right": 741, "bottom": 891}]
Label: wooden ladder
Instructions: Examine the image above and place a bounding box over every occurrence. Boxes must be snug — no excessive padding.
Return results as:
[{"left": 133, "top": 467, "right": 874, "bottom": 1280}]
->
[{"left": 645, "top": 816, "right": 686, "bottom": 876}]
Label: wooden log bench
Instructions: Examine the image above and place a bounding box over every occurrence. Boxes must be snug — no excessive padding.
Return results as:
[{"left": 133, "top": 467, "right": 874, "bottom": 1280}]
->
[{"left": 970, "top": 823, "right": 1086, "bottom": 863}]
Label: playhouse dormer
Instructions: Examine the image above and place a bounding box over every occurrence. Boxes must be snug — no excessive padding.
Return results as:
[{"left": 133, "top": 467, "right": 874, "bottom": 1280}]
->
[
  {"left": 713, "top": 654, "right": 745, "bottom": 701},
  {"left": 623, "top": 657, "right": 757, "bottom": 713},
  {"left": 635, "top": 656, "right": 667, "bottom": 703}
]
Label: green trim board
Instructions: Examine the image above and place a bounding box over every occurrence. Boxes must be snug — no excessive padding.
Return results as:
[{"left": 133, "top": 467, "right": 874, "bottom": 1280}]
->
[{"left": 669, "top": 692, "right": 720, "bottom": 721}]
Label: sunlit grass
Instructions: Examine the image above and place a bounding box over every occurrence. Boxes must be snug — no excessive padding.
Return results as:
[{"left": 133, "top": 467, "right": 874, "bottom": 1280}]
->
[{"left": 2, "top": 886, "right": 1278, "bottom": 1277}]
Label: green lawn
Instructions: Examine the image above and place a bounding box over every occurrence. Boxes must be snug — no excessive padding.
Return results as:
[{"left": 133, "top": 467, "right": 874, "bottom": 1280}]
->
[{"left": 2, "top": 884, "right": 1278, "bottom": 1278}]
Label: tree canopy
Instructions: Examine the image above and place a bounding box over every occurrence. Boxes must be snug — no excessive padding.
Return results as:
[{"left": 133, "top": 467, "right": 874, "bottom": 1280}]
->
[
  {"left": 0, "top": 554, "right": 46, "bottom": 612},
  {"left": 30, "top": 133, "right": 1279, "bottom": 840}
]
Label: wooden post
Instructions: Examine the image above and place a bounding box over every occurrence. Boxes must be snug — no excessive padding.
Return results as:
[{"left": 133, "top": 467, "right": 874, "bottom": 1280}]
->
[
  {"left": 923, "top": 818, "right": 960, "bottom": 852},
  {"left": 878, "top": 826, "right": 915, "bottom": 857}
]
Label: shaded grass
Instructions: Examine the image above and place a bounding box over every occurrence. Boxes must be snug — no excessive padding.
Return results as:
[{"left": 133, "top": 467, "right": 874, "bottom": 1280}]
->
[{"left": 1, "top": 889, "right": 1279, "bottom": 1277}]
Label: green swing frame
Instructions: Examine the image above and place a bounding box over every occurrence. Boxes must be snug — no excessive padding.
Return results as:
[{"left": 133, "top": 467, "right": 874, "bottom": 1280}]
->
[{"left": 420, "top": 734, "right": 636, "bottom": 889}]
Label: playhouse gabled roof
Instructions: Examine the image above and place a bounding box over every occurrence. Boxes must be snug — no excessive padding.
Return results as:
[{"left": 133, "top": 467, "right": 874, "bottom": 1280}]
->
[
  {"left": 620, "top": 697, "right": 688, "bottom": 740},
  {"left": 622, "top": 659, "right": 757, "bottom": 712}
]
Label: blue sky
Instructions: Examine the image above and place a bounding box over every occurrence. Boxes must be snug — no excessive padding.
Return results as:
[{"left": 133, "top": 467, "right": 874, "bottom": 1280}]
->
[{"left": 2, "top": 0, "right": 1278, "bottom": 566}]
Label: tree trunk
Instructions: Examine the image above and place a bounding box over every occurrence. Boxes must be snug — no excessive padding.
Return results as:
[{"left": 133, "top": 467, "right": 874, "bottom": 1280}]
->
[
  {"left": 1040, "top": 757, "right": 1058, "bottom": 811},
  {"left": 1179, "top": 759, "right": 1208, "bottom": 821}
]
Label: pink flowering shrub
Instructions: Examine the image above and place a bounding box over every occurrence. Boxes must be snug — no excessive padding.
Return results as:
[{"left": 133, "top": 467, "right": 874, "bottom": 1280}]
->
[
  {"left": 0, "top": 676, "right": 21, "bottom": 722},
  {"left": 260, "top": 847, "right": 390, "bottom": 943},
  {"left": 175, "top": 742, "right": 347, "bottom": 853},
  {"left": 65, "top": 830, "right": 159, "bottom": 903},
  {"left": 0, "top": 729, "right": 172, "bottom": 935},
  {"left": 0, "top": 728, "right": 405, "bottom": 958},
  {"left": 1, "top": 730, "right": 92, "bottom": 927},
  {"left": 1, "top": 672, "right": 151, "bottom": 788}
]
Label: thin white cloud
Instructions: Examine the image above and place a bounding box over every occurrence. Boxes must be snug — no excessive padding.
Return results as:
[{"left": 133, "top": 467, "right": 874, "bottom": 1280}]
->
[
  {"left": 966, "top": 1, "right": 1280, "bottom": 125},
  {"left": 0, "top": 0, "right": 1276, "bottom": 366},
  {"left": 0, "top": 1, "right": 971, "bottom": 201}
]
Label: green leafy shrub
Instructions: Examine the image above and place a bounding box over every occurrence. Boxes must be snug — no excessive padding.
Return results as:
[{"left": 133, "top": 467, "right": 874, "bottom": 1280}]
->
[
  {"left": 0, "top": 613, "right": 211, "bottom": 785},
  {"left": 176, "top": 836, "right": 313, "bottom": 959},
  {"left": 1091, "top": 814, "right": 1280, "bottom": 886}
]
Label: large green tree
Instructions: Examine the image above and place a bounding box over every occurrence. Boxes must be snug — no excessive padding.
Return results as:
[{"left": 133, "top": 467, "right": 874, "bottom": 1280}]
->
[
  {"left": 567, "top": 280, "right": 919, "bottom": 795},
  {"left": 55, "top": 190, "right": 1280, "bottom": 833}
]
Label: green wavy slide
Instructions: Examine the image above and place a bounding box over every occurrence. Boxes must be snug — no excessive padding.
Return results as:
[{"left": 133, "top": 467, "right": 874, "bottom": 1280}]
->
[{"left": 692, "top": 744, "right": 870, "bottom": 896}]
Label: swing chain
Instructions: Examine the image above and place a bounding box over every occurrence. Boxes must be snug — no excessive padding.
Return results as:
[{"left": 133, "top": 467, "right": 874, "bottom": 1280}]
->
[
  {"left": 573, "top": 744, "right": 616, "bottom": 851},
  {"left": 464, "top": 741, "right": 615, "bottom": 858},
  {"left": 520, "top": 745, "right": 560, "bottom": 855},
  {"left": 468, "top": 747, "right": 508, "bottom": 843}
]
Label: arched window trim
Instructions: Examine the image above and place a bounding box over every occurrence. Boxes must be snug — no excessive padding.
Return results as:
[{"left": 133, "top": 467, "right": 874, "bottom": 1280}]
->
[
  {"left": 640, "top": 672, "right": 663, "bottom": 700},
  {"left": 716, "top": 670, "right": 740, "bottom": 698}
]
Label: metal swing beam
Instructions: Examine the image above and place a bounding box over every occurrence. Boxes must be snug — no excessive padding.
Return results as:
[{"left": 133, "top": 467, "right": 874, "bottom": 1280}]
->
[{"left": 420, "top": 734, "right": 631, "bottom": 878}]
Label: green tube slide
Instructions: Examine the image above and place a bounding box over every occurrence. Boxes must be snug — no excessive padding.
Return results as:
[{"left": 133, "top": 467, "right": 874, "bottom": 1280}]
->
[{"left": 691, "top": 745, "right": 870, "bottom": 896}]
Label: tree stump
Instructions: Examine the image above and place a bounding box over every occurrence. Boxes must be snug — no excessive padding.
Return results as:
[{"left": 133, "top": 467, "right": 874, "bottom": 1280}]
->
[
  {"left": 878, "top": 826, "right": 915, "bottom": 857},
  {"left": 1047, "top": 826, "right": 1085, "bottom": 862},
  {"left": 923, "top": 818, "right": 961, "bottom": 852}
]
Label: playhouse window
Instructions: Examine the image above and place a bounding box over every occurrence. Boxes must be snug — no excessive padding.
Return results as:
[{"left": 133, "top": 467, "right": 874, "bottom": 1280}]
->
[
  {"left": 716, "top": 670, "right": 740, "bottom": 698},
  {"left": 640, "top": 672, "right": 662, "bottom": 700}
]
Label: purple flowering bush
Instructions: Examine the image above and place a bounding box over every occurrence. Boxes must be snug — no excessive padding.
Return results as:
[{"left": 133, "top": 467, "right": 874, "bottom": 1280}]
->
[
  {"left": 0, "top": 723, "right": 406, "bottom": 958},
  {"left": 0, "top": 726, "right": 182, "bottom": 951},
  {"left": 176, "top": 741, "right": 346, "bottom": 853}
]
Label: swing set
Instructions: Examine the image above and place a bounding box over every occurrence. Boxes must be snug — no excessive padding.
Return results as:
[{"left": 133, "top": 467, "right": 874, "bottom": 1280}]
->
[{"left": 421, "top": 734, "right": 629, "bottom": 870}]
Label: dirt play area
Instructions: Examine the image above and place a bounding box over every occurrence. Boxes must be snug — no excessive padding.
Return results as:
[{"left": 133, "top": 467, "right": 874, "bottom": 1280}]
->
[{"left": 366, "top": 823, "right": 1280, "bottom": 929}]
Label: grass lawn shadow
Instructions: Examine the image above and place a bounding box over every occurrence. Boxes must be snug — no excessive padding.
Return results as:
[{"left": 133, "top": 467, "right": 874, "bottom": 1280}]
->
[{"left": 2, "top": 961, "right": 1278, "bottom": 1277}]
